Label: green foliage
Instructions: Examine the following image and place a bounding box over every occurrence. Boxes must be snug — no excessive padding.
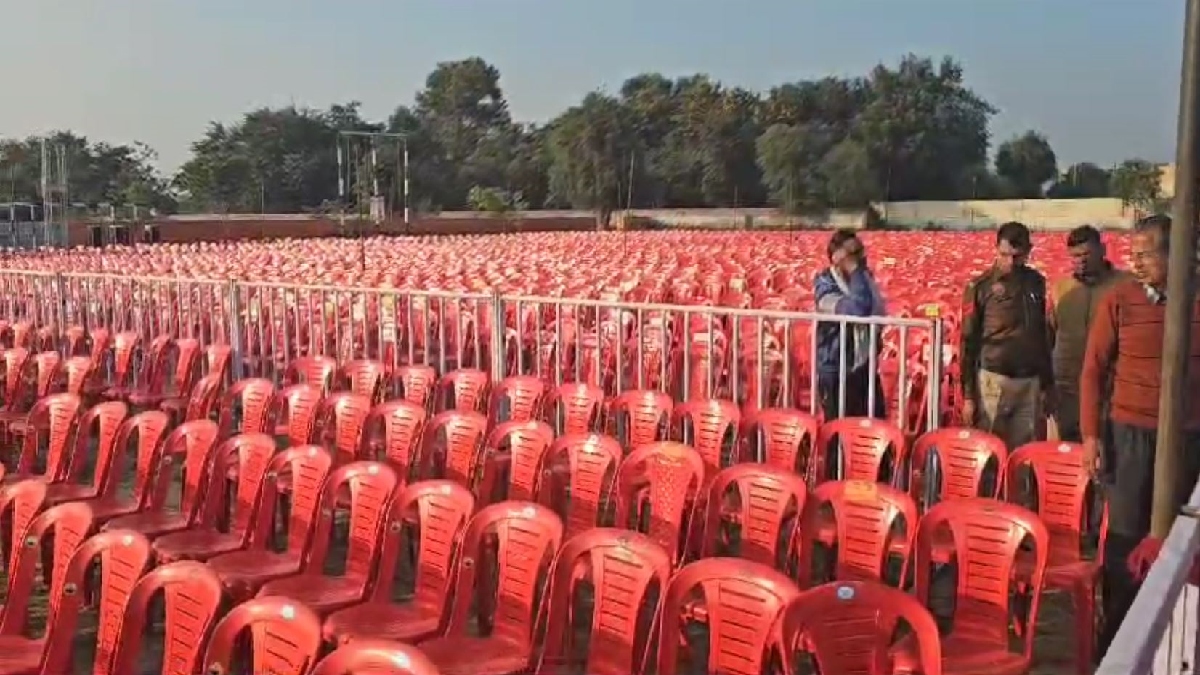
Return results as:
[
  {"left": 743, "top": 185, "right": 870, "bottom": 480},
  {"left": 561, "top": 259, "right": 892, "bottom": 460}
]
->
[
  {"left": 0, "top": 132, "right": 176, "bottom": 213},
  {"left": 1109, "top": 159, "right": 1163, "bottom": 209},
  {"left": 1046, "top": 162, "right": 1112, "bottom": 199},
  {"left": 0, "top": 54, "right": 1152, "bottom": 221},
  {"left": 467, "top": 185, "right": 526, "bottom": 214},
  {"left": 994, "top": 131, "right": 1058, "bottom": 198}
]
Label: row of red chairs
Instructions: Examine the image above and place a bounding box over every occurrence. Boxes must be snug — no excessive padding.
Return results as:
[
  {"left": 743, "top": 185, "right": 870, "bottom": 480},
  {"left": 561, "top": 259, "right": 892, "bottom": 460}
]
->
[
  {"left": 0, "top": 459, "right": 1063, "bottom": 675},
  {"left": 0, "top": 385, "right": 1100, "bottom": 675},
  {"left": 0, "top": 327, "right": 1099, "bottom": 673}
]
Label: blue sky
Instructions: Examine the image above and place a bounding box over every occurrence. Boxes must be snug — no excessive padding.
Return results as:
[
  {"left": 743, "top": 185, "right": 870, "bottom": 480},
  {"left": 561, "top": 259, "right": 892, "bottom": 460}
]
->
[{"left": 0, "top": 0, "right": 1184, "bottom": 173}]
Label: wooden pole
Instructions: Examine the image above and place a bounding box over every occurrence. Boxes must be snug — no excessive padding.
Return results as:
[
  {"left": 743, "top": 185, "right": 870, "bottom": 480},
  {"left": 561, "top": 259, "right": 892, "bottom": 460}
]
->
[{"left": 1151, "top": 0, "right": 1200, "bottom": 538}]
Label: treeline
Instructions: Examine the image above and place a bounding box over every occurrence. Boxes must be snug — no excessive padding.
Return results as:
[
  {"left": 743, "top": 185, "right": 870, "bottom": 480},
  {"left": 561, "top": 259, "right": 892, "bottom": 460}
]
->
[{"left": 0, "top": 55, "right": 1170, "bottom": 220}]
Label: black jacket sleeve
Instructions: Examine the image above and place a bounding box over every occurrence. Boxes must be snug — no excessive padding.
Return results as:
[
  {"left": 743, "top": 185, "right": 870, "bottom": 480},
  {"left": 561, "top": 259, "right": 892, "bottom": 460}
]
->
[{"left": 960, "top": 278, "right": 983, "bottom": 401}]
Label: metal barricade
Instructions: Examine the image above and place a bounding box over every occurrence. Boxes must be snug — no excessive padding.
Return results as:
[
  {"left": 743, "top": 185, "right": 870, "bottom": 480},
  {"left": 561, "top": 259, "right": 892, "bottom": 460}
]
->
[
  {"left": 1097, "top": 475, "right": 1200, "bottom": 675},
  {"left": 499, "top": 294, "right": 943, "bottom": 430},
  {"left": 232, "top": 282, "right": 495, "bottom": 388},
  {"left": 0, "top": 271, "right": 947, "bottom": 440}
]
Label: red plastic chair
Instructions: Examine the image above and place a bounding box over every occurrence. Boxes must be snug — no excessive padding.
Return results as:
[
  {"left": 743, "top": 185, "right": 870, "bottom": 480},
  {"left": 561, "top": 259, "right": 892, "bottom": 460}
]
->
[
  {"left": 488, "top": 375, "right": 546, "bottom": 424},
  {"left": 0, "top": 526, "right": 153, "bottom": 672},
  {"left": 909, "top": 498, "right": 1050, "bottom": 675},
  {"left": 128, "top": 337, "right": 202, "bottom": 407},
  {"left": 543, "top": 433, "right": 623, "bottom": 537},
  {"left": 364, "top": 399, "right": 428, "bottom": 480},
  {"left": 61, "top": 355, "right": 98, "bottom": 397},
  {"left": 256, "top": 461, "right": 402, "bottom": 614},
  {"left": 152, "top": 432, "right": 278, "bottom": 563},
  {"left": 285, "top": 354, "right": 339, "bottom": 393},
  {"left": 162, "top": 371, "right": 223, "bottom": 424},
  {"left": 342, "top": 359, "right": 388, "bottom": 402},
  {"left": 415, "top": 501, "right": 564, "bottom": 675},
  {"left": 672, "top": 398, "right": 741, "bottom": 480},
  {"left": 910, "top": 427, "right": 1008, "bottom": 508},
  {"left": 317, "top": 391, "right": 374, "bottom": 464},
  {"left": 614, "top": 441, "right": 707, "bottom": 564},
  {"left": 480, "top": 419, "right": 555, "bottom": 502},
  {"left": 394, "top": 365, "right": 437, "bottom": 409},
  {"left": 108, "top": 561, "right": 225, "bottom": 675},
  {"left": 701, "top": 463, "right": 807, "bottom": 569},
  {"left": 200, "top": 596, "right": 324, "bottom": 675},
  {"left": 814, "top": 417, "right": 907, "bottom": 484},
  {"left": 101, "top": 419, "right": 222, "bottom": 539},
  {"left": 434, "top": 368, "right": 489, "bottom": 413},
  {"left": 418, "top": 410, "right": 488, "bottom": 488},
  {"left": 44, "top": 410, "right": 171, "bottom": 513},
  {"left": 544, "top": 381, "right": 605, "bottom": 434},
  {"left": 654, "top": 557, "right": 802, "bottom": 675},
  {"left": 3, "top": 393, "right": 83, "bottom": 484},
  {"left": 797, "top": 480, "right": 919, "bottom": 588},
  {"left": 274, "top": 382, "right": 326, "bottom": 445},
  {"left": 607, "top": 389, "right": 673, "bottom": 450},
  {"left": 1005, "top": 440, "right": 1106, "bottom": 675},
  {"left": 775, "top": 580, "right": 943, "bottom": 675},
  {"left": 311, "top": 640, "right": 443, "bottom": 675},
  {"left": 0, "top": 502, "right": 96, "bottom": 639},
  {"left": 537, "top": 529, "right": 672, "bottom": 675},
  {"left": 323, "top": 480, "right": 476, "bottom": 645},
  {"left": 208, "top": 445, "right": 335, "bottom": 600},
  {"left": 739, "top": 407, "right": 819, "bottom": 477},
  {"left": 215, "top": 377, "right": 277, "bottom": 438},
  {"left": 0, "top": 479, "right": 48, "bottom": 579}
]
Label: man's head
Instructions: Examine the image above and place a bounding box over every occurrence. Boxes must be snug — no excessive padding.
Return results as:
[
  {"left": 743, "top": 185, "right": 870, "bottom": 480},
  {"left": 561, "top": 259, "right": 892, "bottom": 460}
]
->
[
  {"left": 995, "top": 221, "right": 1032, "bottom": 275},
  {"left": 1066, "top": 225, "right": 1105, "bottom": 279},
  {"left": 1131, "top": 214, "right": 1171, "bottom": 289},
  {"left": 827, "top": 228, "right": 864, "bottom": 272}
]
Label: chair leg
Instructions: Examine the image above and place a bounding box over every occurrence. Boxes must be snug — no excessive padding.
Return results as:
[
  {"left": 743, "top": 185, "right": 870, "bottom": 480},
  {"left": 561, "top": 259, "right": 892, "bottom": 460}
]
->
[{"left": 1075, "top": 579, "right": 1096, "bottom": 675}]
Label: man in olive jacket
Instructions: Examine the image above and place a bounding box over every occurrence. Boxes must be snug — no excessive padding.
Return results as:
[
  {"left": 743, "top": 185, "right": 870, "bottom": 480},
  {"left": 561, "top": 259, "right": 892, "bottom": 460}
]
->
[{"left": 1048, "top": 225, "right": 1129, "bottom": 442}]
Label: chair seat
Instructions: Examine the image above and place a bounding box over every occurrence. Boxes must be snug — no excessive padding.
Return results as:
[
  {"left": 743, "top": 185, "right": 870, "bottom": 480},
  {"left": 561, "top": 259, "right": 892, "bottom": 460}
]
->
[
  {"left": 323, "top": 600, "right": 444, "bottom": 645},
  {"left": 0, "top": 635, "right": 45, "bottom": 675},
  {"left": 44, "top": 483, "right": 100, "bottom": 504},
  {"left": 257, "top": 574, "right": 367, "bottom": 615},
  {"left": 6, "top": 420, "right": 30, "bottom": 437},
  {"left": 419, "top": 636, "right": 533, "bottom": 675},
  {"left": 152, "top": 529, "right": 243, "bottom": 563},
  {"left": 127, "top": 391, "right": 167, "bottom": 406},
  {"left": 209, "top": 550, "right": 303, "bottom": 599},
  {"left": 101, "top": 511, "right": 191, "bottom": 539},
  {"left": 88, "top": 495, "right": 141, "bottom": 521},
  {"left": 159, "top": 397, "right": 187, "bottom": 413}
]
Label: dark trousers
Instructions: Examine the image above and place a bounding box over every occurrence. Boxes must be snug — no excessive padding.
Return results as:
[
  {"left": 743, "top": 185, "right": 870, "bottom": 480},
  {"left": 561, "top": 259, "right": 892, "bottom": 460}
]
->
[
  {"left": 818, "top": 367, "right": 886, "bottom": 421},
  {"left": 1098, "top": 422, "right": 1200, "bottom": 657}
]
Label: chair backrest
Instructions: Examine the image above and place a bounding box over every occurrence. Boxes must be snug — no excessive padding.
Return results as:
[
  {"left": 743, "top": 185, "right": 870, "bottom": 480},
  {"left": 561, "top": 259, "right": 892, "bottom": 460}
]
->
[
  {"left": 201, "top": 597, "right": 323, "bottom": 675},
  {"left": 310, "top": 640, "right": 443, "bottom": 675},
  {"left": 775, "top": 580, "right": 942, "bottom": 675}
]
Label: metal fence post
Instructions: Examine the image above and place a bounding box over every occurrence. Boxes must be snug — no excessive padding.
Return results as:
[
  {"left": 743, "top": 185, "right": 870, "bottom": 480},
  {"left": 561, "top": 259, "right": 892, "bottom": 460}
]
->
[
  {"left": 53, "top": 273, "right": 68, "bottom": 336},
  {"left": 926, "top": 307, "right": 944, "bottom": 432},
  {"left": 490, "top": 291, "right": 507, "bottom": 382},
  {"left": 226, "top": 280, "right": 245, "bottom": 380}
]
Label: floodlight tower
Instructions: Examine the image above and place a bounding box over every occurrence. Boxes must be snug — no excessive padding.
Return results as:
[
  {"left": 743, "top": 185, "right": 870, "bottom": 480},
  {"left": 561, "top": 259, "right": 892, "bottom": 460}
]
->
[
  {"left": 335, "top": 130, "right": 410, "bottom": 270},
  {"left": 39, "top": 139, "right": 69, "bottom": 249}
]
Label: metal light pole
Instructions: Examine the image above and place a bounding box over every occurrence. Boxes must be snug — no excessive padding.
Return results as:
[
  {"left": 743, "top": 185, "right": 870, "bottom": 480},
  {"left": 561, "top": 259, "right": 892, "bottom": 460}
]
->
[
  {"left": 335, "top": 130, "right": 410, "bottom": 269},
  {"left": 1151, "top": 0, "right": 1200, "bottom": 538}
]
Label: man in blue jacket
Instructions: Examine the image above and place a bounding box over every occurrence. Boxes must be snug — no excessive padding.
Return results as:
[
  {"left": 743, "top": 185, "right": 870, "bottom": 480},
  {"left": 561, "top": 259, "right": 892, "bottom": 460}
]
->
[{"left": 813, "top": 229, "right": 888, "bottom": 420}]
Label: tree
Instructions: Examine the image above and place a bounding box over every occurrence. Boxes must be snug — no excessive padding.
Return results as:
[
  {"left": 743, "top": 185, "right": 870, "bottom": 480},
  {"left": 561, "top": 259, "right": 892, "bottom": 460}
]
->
[
  {"left": 414, "top": 58, "right": 513, "bottom": 207},
  {"left": 755, "top": 123, "right": 831, "bottom": 213},
  {"left": 1046, "top": 162, "right": 1111, "bottom": 198},
  {"left": 994, "top": 131, "right": 1058, "bottom": 198},
  {"left": 544, "top": 92, "right": 637, "bottom": 227},
  {"left": 1109, "top": 159, "right": 1164, "bottom": 210},
  {"left": 854, "top": 55, "right": 996, "bottom": 201},
  {"left": 5, "top": 52, "right": 1116, "bottom": 217}
]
